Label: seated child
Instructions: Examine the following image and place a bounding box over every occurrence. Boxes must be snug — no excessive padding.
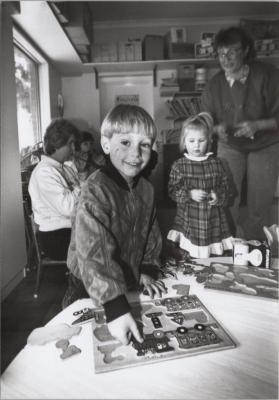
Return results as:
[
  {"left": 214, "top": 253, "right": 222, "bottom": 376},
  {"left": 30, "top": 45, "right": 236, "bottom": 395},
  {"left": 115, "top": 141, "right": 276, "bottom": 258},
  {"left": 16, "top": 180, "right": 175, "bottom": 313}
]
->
[
  {"left": 167, "top": 112, "right": 233, "bottom": 259},
  {"left": 67, "top": 130, "right": 106, "bottom": 182},
  {"left": 28, "top": 118, "right": 81, "bottom": 260},
  {"left": 65, "top": 104, "right": 166, "bottom": 345}
]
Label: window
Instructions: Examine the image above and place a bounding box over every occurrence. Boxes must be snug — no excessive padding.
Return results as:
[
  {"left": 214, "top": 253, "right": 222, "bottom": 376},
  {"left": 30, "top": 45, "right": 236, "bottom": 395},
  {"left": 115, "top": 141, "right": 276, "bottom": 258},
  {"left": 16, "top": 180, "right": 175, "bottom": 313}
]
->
[{"left": 14, "top": 45, "right": 42, "bottom": 160}]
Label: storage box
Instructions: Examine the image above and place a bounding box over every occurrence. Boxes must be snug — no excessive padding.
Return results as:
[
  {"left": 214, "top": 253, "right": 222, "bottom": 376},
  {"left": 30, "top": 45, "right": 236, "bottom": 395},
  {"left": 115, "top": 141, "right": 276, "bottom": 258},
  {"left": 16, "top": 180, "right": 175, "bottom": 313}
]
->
[
  {"left": 233, "top": 239, "right": 271, "bottom": 268},
  {"left": 91, "top": 44, "right": 102, "bottom": 62},
  {"left": 165, "top": 41, "right": 195, "bottom": 59},
  {"left": 195, "top": 42, "right": 215, "bottom": 58},
  {"left": 132, "top": 40, "right": 142, "bottom": 61},
  {"left": 167, "top": 27, "right": 187, "bottom": 43},
  {"left": 254, "top": 38, "right": 279, "bottom": 55},
  {"left": 143, "top": 35, "right": 164, "bottom": 60},
  {"left": 100, "top": 43, "right": 118, "bottom": 62}
]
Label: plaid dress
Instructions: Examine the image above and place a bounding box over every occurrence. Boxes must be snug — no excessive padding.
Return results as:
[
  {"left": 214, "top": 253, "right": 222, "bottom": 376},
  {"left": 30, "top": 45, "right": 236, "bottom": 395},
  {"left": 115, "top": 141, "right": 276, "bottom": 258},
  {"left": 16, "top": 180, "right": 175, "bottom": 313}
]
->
[{"left": 167, "top": 154, "right": 232, "bottom": 258}]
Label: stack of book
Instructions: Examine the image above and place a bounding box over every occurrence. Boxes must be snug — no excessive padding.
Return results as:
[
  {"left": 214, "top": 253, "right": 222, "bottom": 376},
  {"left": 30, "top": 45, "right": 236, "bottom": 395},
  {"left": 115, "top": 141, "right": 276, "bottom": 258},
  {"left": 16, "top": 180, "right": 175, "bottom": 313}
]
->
[
  {"left": 166, "top": 95, "right": 202, "bottom": 119},
  {"left": 160, "top": 77, "right": 180, "bottom": 96}
]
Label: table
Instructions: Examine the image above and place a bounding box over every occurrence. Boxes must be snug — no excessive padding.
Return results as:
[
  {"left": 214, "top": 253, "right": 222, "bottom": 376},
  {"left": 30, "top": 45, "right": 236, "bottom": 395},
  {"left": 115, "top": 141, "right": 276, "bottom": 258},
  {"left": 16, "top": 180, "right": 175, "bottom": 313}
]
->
[{"left": 1, "top": 257, "right": 278, "bottom": 399}]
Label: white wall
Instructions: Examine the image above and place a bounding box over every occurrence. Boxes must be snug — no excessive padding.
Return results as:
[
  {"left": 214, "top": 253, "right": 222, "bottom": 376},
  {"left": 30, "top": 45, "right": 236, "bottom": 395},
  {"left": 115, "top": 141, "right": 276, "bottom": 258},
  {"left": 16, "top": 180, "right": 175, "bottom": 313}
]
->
[
  {"left": 62, "top": 73, "right": 100, "bottom": 131},
  {"left": 1, "top": 3, "right": 27, "bottom": 299}
]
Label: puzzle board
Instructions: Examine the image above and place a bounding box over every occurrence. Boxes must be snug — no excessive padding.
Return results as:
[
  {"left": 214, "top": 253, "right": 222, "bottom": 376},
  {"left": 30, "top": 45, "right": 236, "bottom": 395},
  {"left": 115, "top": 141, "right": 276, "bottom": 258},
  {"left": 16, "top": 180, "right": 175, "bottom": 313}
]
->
[
  {"left": 204, "top": 262, "right": 279, "bottom": 299},
  {"left": 91, "top": 294, "right": 236, "bottom": 373}
]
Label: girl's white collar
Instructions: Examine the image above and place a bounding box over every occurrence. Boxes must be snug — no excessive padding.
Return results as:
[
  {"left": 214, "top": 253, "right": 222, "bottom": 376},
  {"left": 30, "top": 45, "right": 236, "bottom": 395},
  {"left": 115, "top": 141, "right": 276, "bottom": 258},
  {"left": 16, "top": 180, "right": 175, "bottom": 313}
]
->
[{"left": 184, "top": 152, "right": 213, "bottom": 161}]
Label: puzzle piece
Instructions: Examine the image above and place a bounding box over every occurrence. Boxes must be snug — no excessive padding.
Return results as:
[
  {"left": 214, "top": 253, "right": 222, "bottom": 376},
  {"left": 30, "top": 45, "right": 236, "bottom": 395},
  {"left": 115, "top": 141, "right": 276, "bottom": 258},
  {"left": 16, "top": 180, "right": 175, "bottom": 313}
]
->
[
  {"left": 98, "top": 343, "right": 124, "bottom": 364},
  {"left": 60, "top": 345, "right": 81, "bottom": 359},
  {"left": 172, "top": 284, "right": 190, "bottom": 296},
  {"left": 27, "top": 323, "right": 82, "bottom": 345}
]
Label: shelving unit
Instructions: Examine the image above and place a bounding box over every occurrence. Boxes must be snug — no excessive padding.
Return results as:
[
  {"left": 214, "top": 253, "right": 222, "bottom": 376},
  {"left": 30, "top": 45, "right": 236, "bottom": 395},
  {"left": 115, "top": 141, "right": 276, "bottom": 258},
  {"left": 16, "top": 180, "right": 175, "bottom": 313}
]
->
[
  {"left": 83, "top": 57, "right": 217, "bottom": 88},
  {"left": 83, "top": 54, "right": 279, "bottom": 88}
]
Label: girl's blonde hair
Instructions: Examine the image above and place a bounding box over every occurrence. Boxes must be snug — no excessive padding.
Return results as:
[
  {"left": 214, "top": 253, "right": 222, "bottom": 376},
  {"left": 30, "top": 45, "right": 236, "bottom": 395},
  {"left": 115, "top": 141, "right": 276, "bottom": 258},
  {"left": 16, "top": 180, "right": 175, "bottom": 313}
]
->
[
  {"left": 101, "top": 104, "right": 157, "bottom": 141},
  {"left": 179, "top": 112, "right": 214, "bottom": 153}
]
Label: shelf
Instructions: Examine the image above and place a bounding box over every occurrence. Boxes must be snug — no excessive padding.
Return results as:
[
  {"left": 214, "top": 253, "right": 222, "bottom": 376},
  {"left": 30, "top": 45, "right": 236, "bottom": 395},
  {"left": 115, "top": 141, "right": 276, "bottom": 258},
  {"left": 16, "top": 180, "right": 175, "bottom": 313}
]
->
[
  {"left": 83, "top": 54, "right": 279, "bottom": 88},
  {"left": 83, "top": 57, "right": 217, "bottom": 74},
  {"left": 83, "top": 54, "right": 279, "bottom": 74},
  {"left": 83, "top": 58, "right": 217, "bottom": 88}
]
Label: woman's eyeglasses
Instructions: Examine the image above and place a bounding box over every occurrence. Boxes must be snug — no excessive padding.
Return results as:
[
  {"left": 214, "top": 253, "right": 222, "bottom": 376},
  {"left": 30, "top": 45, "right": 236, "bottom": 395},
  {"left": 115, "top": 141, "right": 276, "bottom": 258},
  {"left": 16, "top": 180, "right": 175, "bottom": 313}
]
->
[{"left": 217, "top": 46, "right": 243, "bottom": 59}]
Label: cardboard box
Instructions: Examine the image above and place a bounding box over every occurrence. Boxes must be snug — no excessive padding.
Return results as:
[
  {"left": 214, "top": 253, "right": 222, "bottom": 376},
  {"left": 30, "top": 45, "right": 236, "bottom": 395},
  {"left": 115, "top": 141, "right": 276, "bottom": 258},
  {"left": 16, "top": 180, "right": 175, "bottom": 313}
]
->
[
  {"left": 133, "top": 40, "right": 142, "bottom": 61},
  {"left": 91, "top": 44, "right": 102, "bottom": 62},
  {"left": 177, "top": 64, "right": 195, "bottom": 79},
  {"left": 233, "top": 239, "right": 271, "bottom": 268},
  {"left": 118, "top": 41, "right": 136, "bottom": 61},
  {"left": 143, "top": 35, "right": 164, "bottom": 60},
  {"left": 195, "top": 42, "right": 215, "bottom": 58},
  {"left": 165, "top": 41, "right": 195, "bottom": 59},
  {"left": 255, "top": 38, "right": 279, "bottom": 55},
  {"left": 168, "top": 27, "right": 187, "bottom": 43}
]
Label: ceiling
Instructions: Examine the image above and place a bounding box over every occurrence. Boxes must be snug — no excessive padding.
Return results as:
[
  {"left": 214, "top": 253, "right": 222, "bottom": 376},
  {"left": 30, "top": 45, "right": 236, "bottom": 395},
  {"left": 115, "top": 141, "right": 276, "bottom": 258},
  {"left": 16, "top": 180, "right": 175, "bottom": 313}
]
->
[{"left": 89, "top": 1, "right": 279, "bottom": 22}]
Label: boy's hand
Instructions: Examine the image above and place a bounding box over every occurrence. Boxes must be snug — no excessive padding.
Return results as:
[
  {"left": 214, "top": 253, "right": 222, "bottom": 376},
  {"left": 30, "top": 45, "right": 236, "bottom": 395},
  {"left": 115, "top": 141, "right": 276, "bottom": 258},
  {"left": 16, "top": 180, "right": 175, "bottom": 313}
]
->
[
  {"left": 208, "top": 190, "right": 218, "bottom": 206},
  {"left": 107, "top": 312, "right": 143, "bottom": 346},
  {"left": 190, "top": 189, "right": 208, "bottom": 203},
  {"left": 140, "top": 273, "right": 167, "bottom": 299}
]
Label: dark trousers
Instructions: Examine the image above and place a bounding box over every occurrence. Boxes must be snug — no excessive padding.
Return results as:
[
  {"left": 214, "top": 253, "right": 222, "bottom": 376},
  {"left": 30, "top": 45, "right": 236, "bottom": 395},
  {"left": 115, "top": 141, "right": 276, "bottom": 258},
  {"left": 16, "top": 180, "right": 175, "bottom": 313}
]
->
[
  {"left": 62, "top": 273, "right": 89, "bottom": 309},
  {"left": 38, "top": 228, "right": 71, "bottom": 260}
]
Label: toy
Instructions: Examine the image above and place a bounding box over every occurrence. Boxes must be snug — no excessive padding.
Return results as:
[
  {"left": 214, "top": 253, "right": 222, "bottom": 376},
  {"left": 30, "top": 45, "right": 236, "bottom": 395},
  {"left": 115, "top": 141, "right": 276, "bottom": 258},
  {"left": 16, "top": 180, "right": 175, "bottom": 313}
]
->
[
  {"left": 55, "top": 339, "right": 81, "bottom": 360},
  {"left": 27, "top": 323, "right": 82, "bottom": 345},
  {"left": 204, "top": 262, "right": 278, "bottom": 299},
  {"left": 91, "top": 294, "right": 236, "bottom": 373}
]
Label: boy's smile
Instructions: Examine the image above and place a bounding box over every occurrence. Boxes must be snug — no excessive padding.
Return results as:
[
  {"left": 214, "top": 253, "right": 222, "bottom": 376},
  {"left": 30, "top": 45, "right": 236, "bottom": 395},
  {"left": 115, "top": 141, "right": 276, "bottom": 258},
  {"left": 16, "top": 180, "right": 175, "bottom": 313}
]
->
[{"left": 101, "top": 131, "right": 152, "bottom": 182}]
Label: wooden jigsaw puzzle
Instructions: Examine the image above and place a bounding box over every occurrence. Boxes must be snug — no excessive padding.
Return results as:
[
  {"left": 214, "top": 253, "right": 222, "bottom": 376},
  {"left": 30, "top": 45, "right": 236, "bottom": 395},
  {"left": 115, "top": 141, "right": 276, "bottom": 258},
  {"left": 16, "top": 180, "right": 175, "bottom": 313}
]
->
[
  {"left": 204, "top": 262, "right": 279, "bottom": 299},
  {"left": 91, "top": 294, "right": 236, "bottom": 373}
]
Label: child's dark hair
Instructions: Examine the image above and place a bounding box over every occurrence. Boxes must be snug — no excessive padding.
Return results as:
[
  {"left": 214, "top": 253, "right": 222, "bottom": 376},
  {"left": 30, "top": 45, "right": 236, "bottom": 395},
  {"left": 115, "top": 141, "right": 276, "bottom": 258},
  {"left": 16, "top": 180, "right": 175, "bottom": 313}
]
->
[
  {"left": 101, "top": 104, "right": 157, "bottom": 141},
  {"left": 179, "top": 112, "right": 213, "bottom": 153},
  {"left": 44, "top": 119, "right": 80, "bottom": 155},
  {"left": 80, "top": 131, "right": 94, "bottom": 143},
  {"left": 74, "top": 131, "right": 94, "bottom": 151},
  {"left": 215, "top": 26, "right": 256, "bottom": 62}
]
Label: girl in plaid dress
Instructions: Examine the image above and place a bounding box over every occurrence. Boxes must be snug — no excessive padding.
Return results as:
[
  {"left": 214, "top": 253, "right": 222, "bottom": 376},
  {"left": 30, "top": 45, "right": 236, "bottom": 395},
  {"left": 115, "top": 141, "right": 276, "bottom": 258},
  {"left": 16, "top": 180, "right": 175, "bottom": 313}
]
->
[{"left": 167, "top": 112, "right": 233, "bottom": 258}]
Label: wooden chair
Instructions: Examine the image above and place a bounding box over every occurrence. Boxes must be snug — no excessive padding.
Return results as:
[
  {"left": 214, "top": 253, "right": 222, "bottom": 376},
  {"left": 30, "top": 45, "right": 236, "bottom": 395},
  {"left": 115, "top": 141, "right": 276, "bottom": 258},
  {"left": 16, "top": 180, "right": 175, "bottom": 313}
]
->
[{"left": 26, "top": 210, "right": 67, "bottom": 298}]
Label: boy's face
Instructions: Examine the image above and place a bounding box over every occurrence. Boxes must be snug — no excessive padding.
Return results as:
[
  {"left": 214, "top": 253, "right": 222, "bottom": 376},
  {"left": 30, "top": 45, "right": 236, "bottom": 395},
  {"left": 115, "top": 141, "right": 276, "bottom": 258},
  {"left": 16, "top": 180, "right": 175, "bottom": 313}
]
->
[{"left": 101, "top": 131, "right": 152, "bottom": 182}]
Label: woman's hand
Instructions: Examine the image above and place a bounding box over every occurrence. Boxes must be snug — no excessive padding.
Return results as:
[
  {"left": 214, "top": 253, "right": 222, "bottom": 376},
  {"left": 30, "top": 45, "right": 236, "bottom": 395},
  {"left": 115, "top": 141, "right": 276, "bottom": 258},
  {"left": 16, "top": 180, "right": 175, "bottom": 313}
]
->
[
  {"left": 140, "top": 273, "right": 167, "bottom": 299},
  {"left": 107, "top": 312, "right": 143, "bottom": 345},
  {"left": 190, "top": 189, "right": 209, "bottom": 202},
  {"left": 213, "top": 123, "right": 228, "bottom": 142},
  {"left": 234, "top": 121, "right": 257, "bottom": 140}
]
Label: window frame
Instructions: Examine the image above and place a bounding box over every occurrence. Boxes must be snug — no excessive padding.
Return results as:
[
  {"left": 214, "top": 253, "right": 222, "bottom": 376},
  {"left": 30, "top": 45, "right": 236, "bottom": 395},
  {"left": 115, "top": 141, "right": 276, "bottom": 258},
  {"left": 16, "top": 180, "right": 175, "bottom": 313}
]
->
[
  {"left": 14, "top": 42, "right": 42, "bottom": 147},
  {"left": 13, "top": 26, "right": 51, "bottom": 146}
]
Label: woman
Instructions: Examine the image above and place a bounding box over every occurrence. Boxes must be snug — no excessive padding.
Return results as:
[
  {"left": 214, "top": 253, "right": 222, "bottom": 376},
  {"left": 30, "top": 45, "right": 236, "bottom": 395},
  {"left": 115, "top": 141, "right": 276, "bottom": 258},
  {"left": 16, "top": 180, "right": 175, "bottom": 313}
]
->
[
  {"left": 28, "top": 118, "right": 81, "bottom": 260},
  {"left": 202, "top": 26, "right": 279, "bottom": 239}
]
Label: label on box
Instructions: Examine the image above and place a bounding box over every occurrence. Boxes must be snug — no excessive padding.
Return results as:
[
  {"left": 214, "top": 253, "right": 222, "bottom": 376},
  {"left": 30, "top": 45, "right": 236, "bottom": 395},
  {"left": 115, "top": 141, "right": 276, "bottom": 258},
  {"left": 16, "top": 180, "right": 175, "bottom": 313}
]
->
[{"left": 233, "top": 239, "right": 271, "bottom": 268}]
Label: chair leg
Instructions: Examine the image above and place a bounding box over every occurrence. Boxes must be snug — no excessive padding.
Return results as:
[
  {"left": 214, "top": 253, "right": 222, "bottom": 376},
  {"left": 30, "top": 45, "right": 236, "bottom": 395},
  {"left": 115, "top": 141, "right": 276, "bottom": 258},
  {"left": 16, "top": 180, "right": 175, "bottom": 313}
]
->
[{"left": 33, "top": 259, "right": 42, "bottom": 299}]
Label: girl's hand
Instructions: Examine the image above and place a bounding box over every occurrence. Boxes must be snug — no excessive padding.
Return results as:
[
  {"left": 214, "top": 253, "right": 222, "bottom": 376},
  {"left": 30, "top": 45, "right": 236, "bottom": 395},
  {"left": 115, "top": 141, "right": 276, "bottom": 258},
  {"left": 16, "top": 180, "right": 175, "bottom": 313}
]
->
[
  {"left": 190, "top": 189, "right": 209, "bottom": 202},
  {"left": 107, "top": 312, "right": 143, "bottom": 345},
  {"left": 208, "top": 190, "right": 218, "bottom": 206},
  {"left": 140, "top": 273, "right": 167, "bottom": 299},
  {"left": 234, "top": 121, "right": 257, "bottom": 140}
]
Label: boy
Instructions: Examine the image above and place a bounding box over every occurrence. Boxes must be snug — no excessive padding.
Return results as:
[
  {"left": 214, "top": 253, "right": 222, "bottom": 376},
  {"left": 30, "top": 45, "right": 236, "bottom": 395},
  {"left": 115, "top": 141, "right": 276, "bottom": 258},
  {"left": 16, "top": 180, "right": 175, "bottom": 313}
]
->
[{"left": 66, "top": 105, "right": 166, "bottom": 345}]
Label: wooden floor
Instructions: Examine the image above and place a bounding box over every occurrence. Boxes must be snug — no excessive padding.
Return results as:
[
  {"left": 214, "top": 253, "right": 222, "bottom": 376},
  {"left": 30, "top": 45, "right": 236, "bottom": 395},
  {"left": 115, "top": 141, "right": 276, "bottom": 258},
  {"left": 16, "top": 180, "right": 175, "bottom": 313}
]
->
[{"left": 1, "top": 265, "right": 68, "bottom": 373}]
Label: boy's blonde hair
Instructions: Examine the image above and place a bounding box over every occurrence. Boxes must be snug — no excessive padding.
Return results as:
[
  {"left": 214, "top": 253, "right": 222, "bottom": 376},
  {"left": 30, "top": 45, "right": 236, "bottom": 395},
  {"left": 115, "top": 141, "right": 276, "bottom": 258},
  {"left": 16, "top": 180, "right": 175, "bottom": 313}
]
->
[
  {"left": 179, "top": 112, "right": 214, "bottom": 153},
  {"left": 101, "top": 104, "right": 157, "bottom": 141}
]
